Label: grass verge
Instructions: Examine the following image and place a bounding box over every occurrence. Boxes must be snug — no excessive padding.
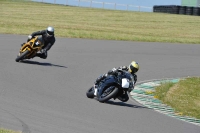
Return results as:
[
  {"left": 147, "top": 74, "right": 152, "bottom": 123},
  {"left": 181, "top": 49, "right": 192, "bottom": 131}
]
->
[
  {"left": 154, "top": 77, "right": 200, "bottom": 119},
  {"left": 0, "top": 128, "right": 21, "bottom": 133},
  {"left": 1, "top": 0, "right": 200, "bottom": 44}
]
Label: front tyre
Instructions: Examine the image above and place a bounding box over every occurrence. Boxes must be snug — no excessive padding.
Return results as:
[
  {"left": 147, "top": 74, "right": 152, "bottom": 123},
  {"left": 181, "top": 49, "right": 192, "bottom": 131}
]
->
[
  {"left": 15, "top": 50, "right": 29, "bottom": 62},
  {"left": 86, "top": 87, "right": 95, "bottom": 98},
  {"left": 98, "top": 87, "right": 118, "bottom": 103}
]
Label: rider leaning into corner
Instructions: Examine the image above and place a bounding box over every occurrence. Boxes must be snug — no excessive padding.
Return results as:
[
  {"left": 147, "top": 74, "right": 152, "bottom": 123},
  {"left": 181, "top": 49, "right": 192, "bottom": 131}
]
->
[
  {"left": 94, "top": 61, "right": 139, "bottom": 102},
  {"left": 21, "top": 26, "right": 56, "bottom": 59}
]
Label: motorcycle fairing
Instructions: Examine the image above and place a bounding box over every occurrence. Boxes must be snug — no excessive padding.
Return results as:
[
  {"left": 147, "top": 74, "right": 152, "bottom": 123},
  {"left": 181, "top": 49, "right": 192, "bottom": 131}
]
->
[
  {"left": 97, "top": 75, "right": 120, "bottom": 99},
  {"left": 19, "top": 36, "right": 44, "bottom": 58}
]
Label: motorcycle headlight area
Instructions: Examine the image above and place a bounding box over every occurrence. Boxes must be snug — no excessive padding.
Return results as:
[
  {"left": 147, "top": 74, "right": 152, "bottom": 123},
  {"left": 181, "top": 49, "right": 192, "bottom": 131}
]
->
[
  {"left": 121, "top": 78, "right": 130, "bottom": 88},
  {"left": 122, "top": 78, "right": 134, "bottom": 92}
]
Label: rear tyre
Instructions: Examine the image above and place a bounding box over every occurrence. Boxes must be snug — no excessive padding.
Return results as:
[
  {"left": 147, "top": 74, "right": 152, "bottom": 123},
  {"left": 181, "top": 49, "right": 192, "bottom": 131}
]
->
[
  {"left": 98, "top": 87, "right": 118, "bottom": 103},
  {"left": 15, "top": 50, "right": 29, "bottom": 62},
  {"left": 86, "top": 87, "right": 95, "bottom": 98}
]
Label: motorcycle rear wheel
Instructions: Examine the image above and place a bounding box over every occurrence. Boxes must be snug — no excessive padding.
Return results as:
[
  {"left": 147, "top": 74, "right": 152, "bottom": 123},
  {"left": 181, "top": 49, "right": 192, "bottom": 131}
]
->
[
  {"left": 98, "top": 87, "right": 118, "bottom": 103},
  {"left": 15, "top": 50, "right": 29, "bottom": 62},
  {"left": 86, "top": 87, "right": 95, "bottom": 98}
]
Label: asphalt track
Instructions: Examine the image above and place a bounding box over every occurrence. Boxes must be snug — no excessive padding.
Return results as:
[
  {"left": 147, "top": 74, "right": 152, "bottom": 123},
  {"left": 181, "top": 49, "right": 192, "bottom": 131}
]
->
[{"left": 0, "top": 34, "right": 200, "bottom": 133}]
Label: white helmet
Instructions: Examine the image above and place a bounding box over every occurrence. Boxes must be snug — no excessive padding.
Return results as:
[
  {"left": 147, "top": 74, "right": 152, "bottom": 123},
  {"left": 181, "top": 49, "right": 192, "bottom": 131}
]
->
[{"left": 46, "top": 26, "right": 54, "bottom": 36}]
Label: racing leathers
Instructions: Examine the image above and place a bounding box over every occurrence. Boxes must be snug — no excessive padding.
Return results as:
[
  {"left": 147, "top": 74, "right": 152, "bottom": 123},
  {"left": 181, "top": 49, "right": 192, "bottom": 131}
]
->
[{"left": 95, "top": 66, "right": 137, "bottom": 102}]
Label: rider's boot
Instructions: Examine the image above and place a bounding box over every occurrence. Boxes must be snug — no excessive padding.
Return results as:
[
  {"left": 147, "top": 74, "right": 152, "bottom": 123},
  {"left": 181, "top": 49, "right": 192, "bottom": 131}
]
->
[{"left": 33, "top": 53, "right": 47, "bottom": 59}]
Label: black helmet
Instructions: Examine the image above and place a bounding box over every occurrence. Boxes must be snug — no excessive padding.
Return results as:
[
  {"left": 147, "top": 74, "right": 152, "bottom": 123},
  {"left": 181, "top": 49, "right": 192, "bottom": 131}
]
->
[
  {"left": 46, "top": 26, "right": 54, "bottom": 36},
  {"left": 128, "top": 61, "right": 139, "bottom": 75}
]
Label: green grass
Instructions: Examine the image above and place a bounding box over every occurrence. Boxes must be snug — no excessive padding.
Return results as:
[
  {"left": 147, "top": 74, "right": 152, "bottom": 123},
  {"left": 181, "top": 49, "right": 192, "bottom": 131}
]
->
[
  {"left": 1, "top": 0, "right": 200, "bottom": 43},
  {"left": 0, "top": 128, "right": 21, "bottom": 133},
  {"left": 154, "top": 77, "right": 200, "bottom": 119}
]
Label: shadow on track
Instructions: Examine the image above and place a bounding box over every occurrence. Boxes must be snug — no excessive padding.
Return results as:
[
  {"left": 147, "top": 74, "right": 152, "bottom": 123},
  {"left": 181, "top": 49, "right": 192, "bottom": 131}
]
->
[
  {"left": 20, "top": 60, "right": 67, "bottom": 68},
  {"left": 104, "top": 100, "right": 148, "bottom": 109}
]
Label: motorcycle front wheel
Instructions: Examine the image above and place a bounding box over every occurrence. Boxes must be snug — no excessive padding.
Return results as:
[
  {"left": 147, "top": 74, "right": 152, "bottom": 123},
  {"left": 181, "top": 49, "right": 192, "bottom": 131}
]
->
[
  {"left": 98, "top": 87, "right": 118, "bottom": 103},
  {"left": 86, "top": 87, "right": 95, "bottom": 98},
  {"left": 15, "top": 50, "right": 29, "bottom": 62}
]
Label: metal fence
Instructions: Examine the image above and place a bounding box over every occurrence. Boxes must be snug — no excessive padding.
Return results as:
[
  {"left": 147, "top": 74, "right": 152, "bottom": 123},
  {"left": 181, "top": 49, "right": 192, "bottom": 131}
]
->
[{"left": 32, "top": 0, "right": 153, "bottom": 12}]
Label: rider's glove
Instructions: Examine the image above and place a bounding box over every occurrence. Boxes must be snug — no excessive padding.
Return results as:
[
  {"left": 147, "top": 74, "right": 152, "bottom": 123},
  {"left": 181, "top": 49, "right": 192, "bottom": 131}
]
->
[
  {"left": 28, "top": 35, "right": 32, "bottom": 40},
  {"left": 121, "top": 66, "right": 128, "bottom": 71},
  {"left": 118, "top": 66, "right": 128, "bottom": 71},
  {"left": 107, "top": 68, "right": 118, "bottom": 76},
  {"left": 112, "top": 68, "right": 117, "bottom": 72}
]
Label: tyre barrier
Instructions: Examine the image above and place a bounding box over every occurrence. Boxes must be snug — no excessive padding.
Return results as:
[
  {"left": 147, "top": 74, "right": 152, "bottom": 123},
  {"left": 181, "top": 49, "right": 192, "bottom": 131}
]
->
[
  {"left": 193, "top": 7, "right": 200, "bottom": 16},
  {"left": 153, "top": 5, "right": 200, "bottom": 16},
  {"left": 186, "top": 7, "right": 193, "bottom": 15},
  {"left": 179, "top": 6, "right": 186, "bottom": 15}
]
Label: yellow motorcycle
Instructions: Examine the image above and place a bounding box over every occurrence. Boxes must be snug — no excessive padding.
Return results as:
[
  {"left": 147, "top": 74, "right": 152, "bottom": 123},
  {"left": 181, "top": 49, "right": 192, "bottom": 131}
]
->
[{"left": 15, "top": 36, "right": 44, "bottom": 62}]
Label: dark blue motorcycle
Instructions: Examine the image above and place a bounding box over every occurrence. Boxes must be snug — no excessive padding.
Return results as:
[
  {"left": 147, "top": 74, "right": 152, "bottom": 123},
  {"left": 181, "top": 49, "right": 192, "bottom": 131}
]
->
[{"left": 86, "top": 71, "right": 135, "bottom": 103}]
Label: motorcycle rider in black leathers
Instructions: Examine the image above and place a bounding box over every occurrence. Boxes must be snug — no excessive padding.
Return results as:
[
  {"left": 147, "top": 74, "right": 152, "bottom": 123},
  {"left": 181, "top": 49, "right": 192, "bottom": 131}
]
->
[
  {"left": 21, "top": 26, "right": 55, "bottom": 59},
  {"left": 94, "top": 61, "right": 139, "bottom": 102}
]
